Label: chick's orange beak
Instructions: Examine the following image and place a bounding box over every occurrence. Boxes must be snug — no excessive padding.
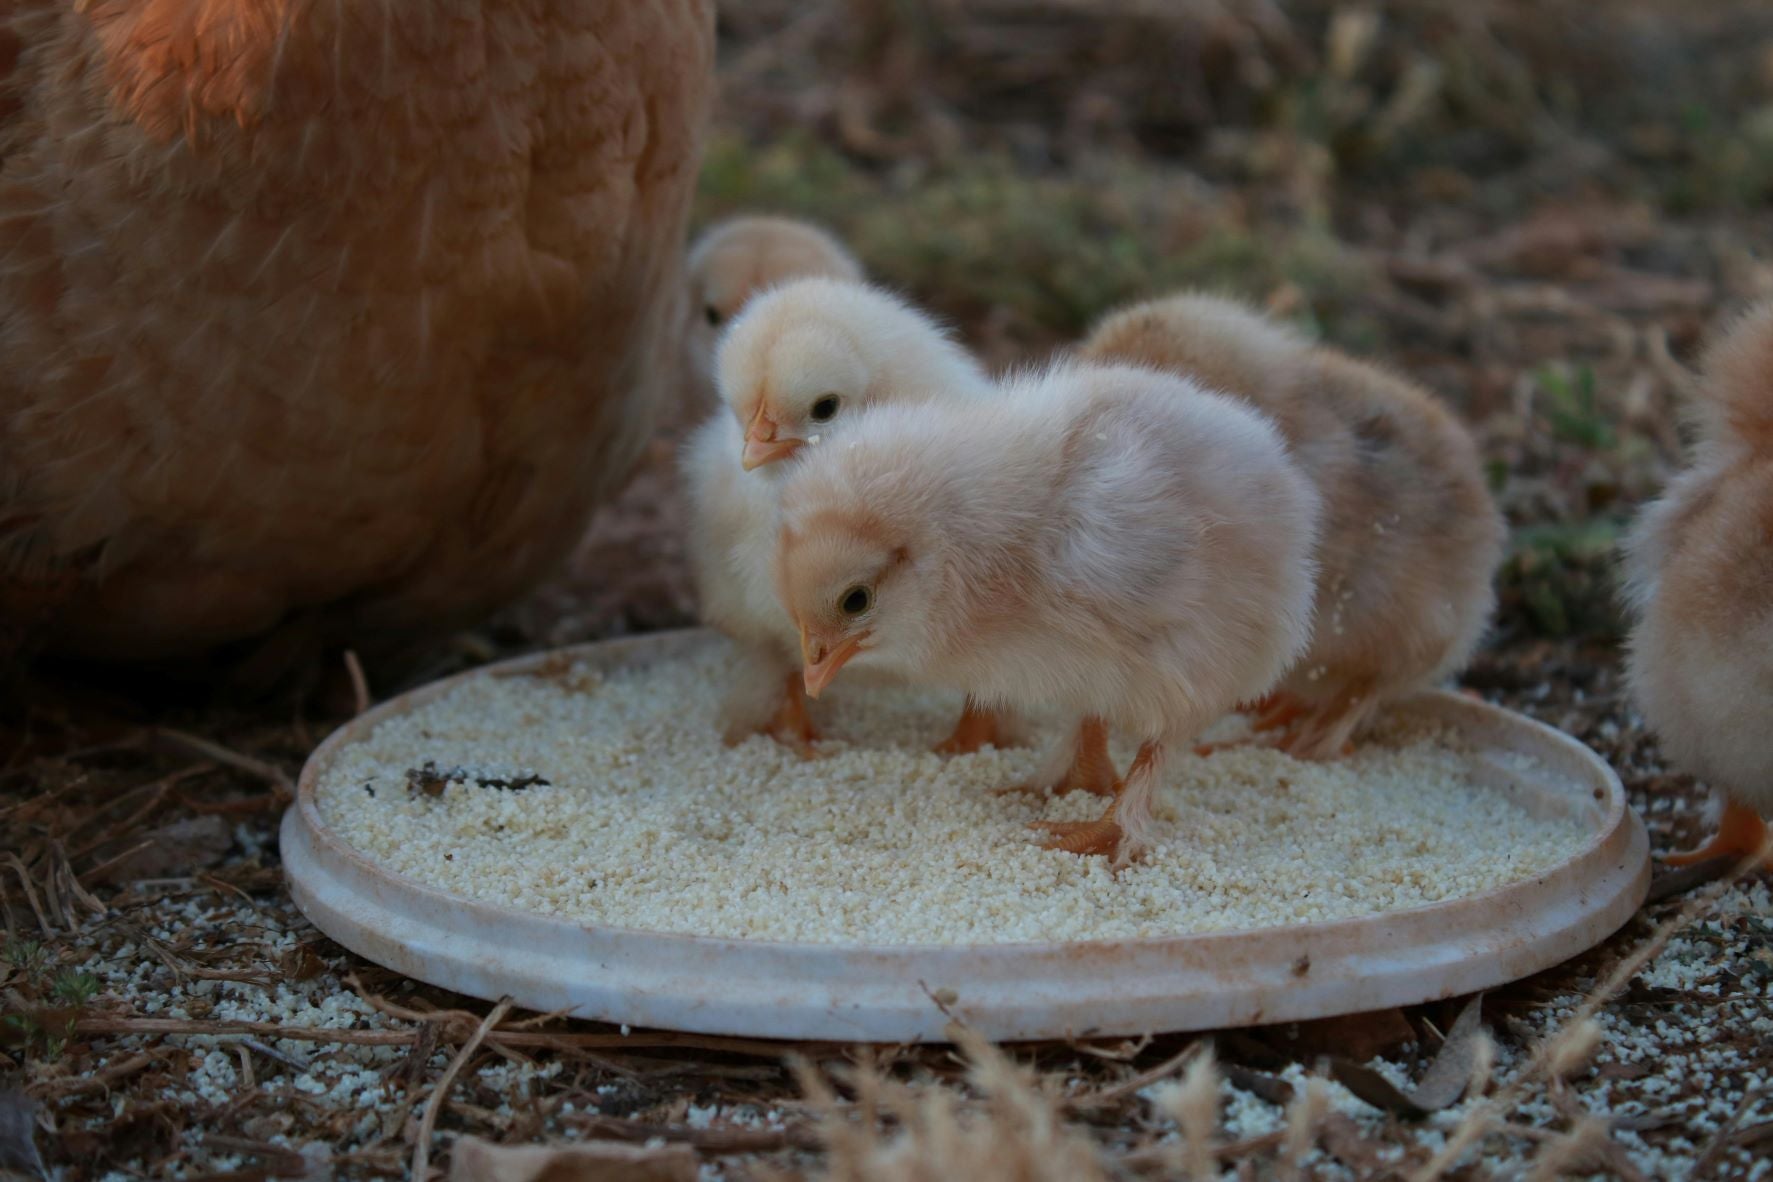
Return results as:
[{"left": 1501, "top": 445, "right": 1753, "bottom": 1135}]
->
[
  {"left": 800, "top": 626, "right": 867, "bottom": 699},
  {"left": 741, "top": 406, "right": 804, "bottom": 471}
]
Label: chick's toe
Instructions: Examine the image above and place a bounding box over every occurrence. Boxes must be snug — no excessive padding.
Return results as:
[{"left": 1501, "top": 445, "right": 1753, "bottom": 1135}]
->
[
  {"left": 1664, "top": 800, "right": 1773, "bottom": 868},
  {"left": 1031, "top": 818, "right": 1125, "bottom": 858}
]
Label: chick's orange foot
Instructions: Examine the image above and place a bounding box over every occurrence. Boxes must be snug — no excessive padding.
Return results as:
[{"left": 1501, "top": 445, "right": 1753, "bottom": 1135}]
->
[
  {"left": 1250, "top": 692, "right": 1308, "bottom": 733},
  {"left": 995, "top": 717, "right": 1118, "bottom": 797},
  {"left": 1031, "top": 818, "right": 1124, "bottom": 858},
  {"left": 933, "top": 697, "right": 1008, "bottom": 755},
  {"left": 1265, "top": 682, "right": 1375, "bottom": 761},
  {"left": 724, "top": 673, "right": 821, "bottom": 759},
  {"left": 1195, "top": 694, "right": 1313, "bottom": 756},
  {"left": 1664, "top": 800, "right": 1773, "bottom": 869}
]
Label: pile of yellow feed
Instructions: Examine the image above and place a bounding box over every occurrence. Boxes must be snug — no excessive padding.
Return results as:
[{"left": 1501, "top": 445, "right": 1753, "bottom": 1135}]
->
[{"left": 313, "top": 640, "right": 1591, "bottom": 945}]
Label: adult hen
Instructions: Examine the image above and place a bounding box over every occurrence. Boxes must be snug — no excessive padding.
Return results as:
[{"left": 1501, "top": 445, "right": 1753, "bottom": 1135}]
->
[
  {"left": 0, "top": 0, "right": 714, "bottom": 675},
  {"left": 1624, "top": 300, "right": 1773, "bottom": 867}
]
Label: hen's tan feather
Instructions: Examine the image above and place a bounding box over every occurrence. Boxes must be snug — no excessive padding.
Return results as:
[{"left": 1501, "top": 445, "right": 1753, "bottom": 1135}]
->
[{"left": 1, "top": 0, "right": 714, "bottom": 670}]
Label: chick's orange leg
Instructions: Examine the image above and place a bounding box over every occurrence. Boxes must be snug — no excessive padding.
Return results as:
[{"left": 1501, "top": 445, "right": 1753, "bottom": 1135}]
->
[
  {"left": 996, "top": 716, "right": 1117, "bottom": 797},
  {"left": 758, "top": 673, "right": 819, "bottom": 758},
  {"left": 1250, "top": 692, "right": 1308, "bottom": 734},
  {"left": 933, "top": 697, "right": 1007, "bottom": 755},
  {"left": 1277, "top": 681, "right": 1375, "bottom": 761},
  {"left": 1664, "top": 799, "right": 1772, "bottom": 867},
  {"left": 1034, "top": 740, "right": 1164, "bottom": 867},
  {"left": 1058, "top": 717, "right": 1119, "bottom": 797},
  {"left": 1193, "top": 693, "right": 1301, "bottom": 755}
]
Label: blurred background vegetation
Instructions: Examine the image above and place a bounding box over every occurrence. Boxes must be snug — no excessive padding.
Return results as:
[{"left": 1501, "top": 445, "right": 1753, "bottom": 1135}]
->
[{"left": 684, "top": 0, "right": 1773, "bottom": 647}]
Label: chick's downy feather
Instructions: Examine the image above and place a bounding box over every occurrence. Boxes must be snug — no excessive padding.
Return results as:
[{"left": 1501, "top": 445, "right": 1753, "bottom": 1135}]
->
[
  {"left": 667, "top": 216, "right": 863, "bottom": 424},
  {"left": 779, "top": 364, "right": 1320, "bottom": 733},
  {"left": 687, "top": 218, "right": 860, "bottom": 367},
  {"left": 683, "top": 276, "right": 996, "bottom": 744},
  {"left": 1623, "top": 299, "right": 1773, "bottom": 862},
  {"left": 776, "top": 363, "right": 1321, "bottom": 863},
  {"left": 1082, "top": 294, "right": 1503, "bottom": 757},
  {"left": 0, "top": 0, "right": 715, "bottom": 670}
]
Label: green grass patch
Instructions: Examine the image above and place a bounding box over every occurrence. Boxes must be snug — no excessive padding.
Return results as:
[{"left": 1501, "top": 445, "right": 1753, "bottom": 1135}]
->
[{"left": 694, "top": 131, "right": 1372, "bottom": 343}]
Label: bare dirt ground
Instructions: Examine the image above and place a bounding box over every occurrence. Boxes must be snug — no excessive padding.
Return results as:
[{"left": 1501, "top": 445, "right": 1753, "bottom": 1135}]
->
[{"left": 5, "top": 2, "right": 1773, "bottom": 1178}]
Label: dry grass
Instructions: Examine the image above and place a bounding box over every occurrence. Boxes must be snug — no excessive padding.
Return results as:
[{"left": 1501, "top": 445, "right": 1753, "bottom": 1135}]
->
[{"left": 6, "top": 0, "right": 1773, "bottom": 1178}]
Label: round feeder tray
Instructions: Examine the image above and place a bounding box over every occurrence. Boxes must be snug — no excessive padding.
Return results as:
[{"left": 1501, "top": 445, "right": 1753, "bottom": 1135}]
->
[{"left": 283, "top": 629, "right": 1649, "bottom": 1043}]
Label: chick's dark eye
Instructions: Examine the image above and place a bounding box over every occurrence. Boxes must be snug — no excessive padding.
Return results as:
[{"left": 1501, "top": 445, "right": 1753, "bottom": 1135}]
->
[
  {"left": 704, "top": 304, "right": 723, "bottom": 327},
  {"left": 810, "top": 394, "right": 840, "bottom": 422},
  {"left": 839, "top": 585, "right": 872, "bottom": 616}
]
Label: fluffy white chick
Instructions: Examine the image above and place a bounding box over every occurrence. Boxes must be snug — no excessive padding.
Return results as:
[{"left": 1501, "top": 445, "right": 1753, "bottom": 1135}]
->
[
  {"left": 775, "top": 362, "right": 1321, "bottom": 867},
  {"left": 684, "top": 217, "right": 863, "bottom": 394},
  {"left": 1623, "top": 300, "right": 1773, "bottom": 867},
  {"left": 1082, "top": 294, "right": 1503, "bottom": 759},
  {"left": 683, "top": 278, "right": 1008, "bottom": 755}
]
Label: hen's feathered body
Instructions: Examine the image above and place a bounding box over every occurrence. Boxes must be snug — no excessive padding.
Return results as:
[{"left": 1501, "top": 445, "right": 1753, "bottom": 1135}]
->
[{"left": 0, "top": 0, "right": 714, "bottom": 668}]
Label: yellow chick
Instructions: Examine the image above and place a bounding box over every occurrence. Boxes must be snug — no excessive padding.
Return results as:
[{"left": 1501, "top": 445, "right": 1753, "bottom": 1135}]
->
[
  {"left": 1623, "top": 300, "right": 1773, "bottom": 867},
  {"left": 684, "top": 278, "right": 1009, "bottom": 755},
  {"left": 775, "top": 362, "right": 1322, "bottom": 867},
  {"left": 1082, "top": 294, "right": 1503, "bottom": 759},
  {"left": 686, "top": 216, "right": 863, "bottom": 375}
]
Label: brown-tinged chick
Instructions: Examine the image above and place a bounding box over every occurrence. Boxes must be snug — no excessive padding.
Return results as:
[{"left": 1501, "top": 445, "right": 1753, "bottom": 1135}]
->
[
  {"left": 1624, "top": 299, "right": 1773, "bottom": 867},
  {"left": 1082, "top": 294, "right": 1504, "bottom": 759}
]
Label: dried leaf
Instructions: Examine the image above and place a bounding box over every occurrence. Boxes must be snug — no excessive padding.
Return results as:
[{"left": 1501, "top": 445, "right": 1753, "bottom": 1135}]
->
[
  {"left": 279, "top": 943, "right": 328, "bottom": 982},
  {"left": 1325, "top": 1059, "right": 1425, "bottom": 1116},
  {"left": 1223, "top": 1064, "right": 1294, "bottom": 1106},
  {"left": 1410, "top": 993, "right": 1486, "bottom": 1108},
  {"left": 0, "top": 1090, "right": 48, "bottom": 1182},
  {"left": 447, "top": 1136, "right": 696, "bottom": 1182},
  {"left": 106, "top": 814, "right": 232, "bottom": 879},
  {"left": 1328, "top": 994, "right": 1485, "bottom": 1117}
]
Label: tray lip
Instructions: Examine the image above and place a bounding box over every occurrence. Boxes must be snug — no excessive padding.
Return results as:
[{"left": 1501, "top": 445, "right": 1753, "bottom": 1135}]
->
[{"left": 289, "top": 627, "right": 1641, "bottom": 957}]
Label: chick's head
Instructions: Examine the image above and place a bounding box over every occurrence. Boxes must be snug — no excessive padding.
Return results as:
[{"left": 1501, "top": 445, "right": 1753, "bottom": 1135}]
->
[
  {"left": 776, "top": 506, "right": 938, "bottom": 698},
  {"left": 689, "top": 217, "right": 861, "bottom": 333},
  {"left": 723, "top": 316, "right": 872, "bottom": 471},
  {"left": 716, "top": 278, "right": 988, "bottom": 473}
]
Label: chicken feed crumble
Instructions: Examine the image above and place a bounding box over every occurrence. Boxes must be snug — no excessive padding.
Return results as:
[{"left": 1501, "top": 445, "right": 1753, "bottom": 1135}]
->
[{"left": 310, "top": 639, "right": 1592, "bottom": 945}]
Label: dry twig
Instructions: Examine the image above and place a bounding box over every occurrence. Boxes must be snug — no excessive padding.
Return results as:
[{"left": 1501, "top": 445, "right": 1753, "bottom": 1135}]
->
[{"left": 412, "top": 998, "right": 513, "bottom": 1181}]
